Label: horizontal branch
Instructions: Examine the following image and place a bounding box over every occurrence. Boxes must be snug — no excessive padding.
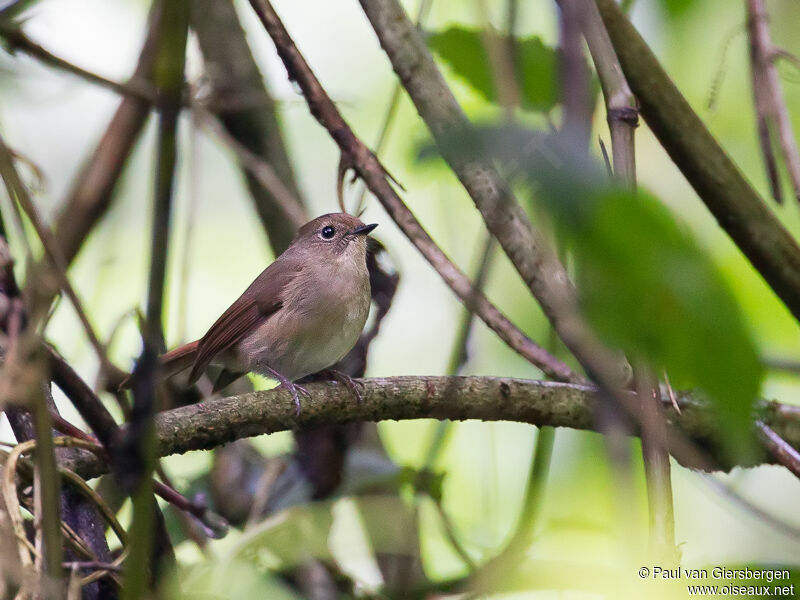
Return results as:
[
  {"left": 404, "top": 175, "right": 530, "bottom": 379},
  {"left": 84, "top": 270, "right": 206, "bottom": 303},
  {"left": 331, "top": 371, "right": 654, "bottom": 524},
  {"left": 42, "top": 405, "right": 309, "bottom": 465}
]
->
[{"left": 63, "top": 376, "right": 800, "bottom": 479}]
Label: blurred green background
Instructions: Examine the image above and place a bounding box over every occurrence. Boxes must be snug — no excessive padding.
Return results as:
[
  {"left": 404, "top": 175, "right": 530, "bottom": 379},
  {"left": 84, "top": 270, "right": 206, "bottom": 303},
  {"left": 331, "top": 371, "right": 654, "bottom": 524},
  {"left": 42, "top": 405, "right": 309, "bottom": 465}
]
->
[{"left": 2, "top": 0, "right": 800, "bottom": 597}]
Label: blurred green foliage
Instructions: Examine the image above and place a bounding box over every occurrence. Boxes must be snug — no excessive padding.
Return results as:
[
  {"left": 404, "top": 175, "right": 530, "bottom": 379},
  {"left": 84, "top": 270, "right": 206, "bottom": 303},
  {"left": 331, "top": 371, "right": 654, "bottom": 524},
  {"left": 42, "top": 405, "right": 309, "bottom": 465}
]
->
[{"left": 427, "top": 27, "right": 558, "bottom": 114}]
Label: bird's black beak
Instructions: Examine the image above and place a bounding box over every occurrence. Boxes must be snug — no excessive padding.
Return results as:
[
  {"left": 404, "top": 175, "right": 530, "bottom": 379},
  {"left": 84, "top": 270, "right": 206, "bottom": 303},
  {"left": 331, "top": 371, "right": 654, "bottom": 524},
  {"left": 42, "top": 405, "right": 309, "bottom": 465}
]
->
[{"left": 351, "top": 223, "right": 378, "bottom": 236}]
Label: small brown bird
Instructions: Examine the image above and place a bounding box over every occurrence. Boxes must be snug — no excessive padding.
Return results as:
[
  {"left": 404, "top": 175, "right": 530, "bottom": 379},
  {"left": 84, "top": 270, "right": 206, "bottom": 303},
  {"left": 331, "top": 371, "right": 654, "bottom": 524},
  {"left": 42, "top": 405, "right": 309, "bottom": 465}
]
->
[{"left": 157, "top": 213, "right": 377, "bottom": 413}]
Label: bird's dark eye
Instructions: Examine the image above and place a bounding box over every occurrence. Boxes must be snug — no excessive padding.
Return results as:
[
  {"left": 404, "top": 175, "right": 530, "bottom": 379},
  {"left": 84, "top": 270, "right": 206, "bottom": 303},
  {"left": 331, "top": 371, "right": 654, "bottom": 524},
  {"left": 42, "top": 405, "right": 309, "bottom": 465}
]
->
[{"left": 320, "top": 225, "right": 336, "bottom": 240}]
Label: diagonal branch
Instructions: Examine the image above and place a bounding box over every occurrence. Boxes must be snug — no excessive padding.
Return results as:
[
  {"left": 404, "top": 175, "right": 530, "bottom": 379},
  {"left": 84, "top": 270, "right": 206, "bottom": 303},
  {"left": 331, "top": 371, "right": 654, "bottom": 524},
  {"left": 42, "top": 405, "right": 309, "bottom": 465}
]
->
[
  {"left": 245, "top": 0, "right": 576, "bottom": 384},
  {"left": 52, "top": 4, "right": 162, "bottom": 267},
  {"left": 62, "top": 376, "right": 800, "bottom": 481},
  {"left": 0, "top": 25, "right": 159, "bottom": 104},
  {"left": 357, "top": 0, "right": 579, "bottom": 339}
]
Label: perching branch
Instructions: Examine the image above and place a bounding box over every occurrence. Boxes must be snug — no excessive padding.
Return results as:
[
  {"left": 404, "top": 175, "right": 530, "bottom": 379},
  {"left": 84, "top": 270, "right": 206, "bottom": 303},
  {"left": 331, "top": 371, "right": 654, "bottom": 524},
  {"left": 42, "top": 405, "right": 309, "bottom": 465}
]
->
[
  {"left": 63, "top": 376, "right": 800, "bottom": 481},
  {"left": 594, "top": 0, "right": 800, "bottom": 323}
]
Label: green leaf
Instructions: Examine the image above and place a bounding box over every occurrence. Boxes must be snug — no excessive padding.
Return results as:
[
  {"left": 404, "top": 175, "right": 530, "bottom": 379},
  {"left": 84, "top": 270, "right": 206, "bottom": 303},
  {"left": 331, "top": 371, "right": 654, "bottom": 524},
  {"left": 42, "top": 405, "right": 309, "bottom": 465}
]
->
[
  {"left": 415, "top": 123, "right": 763, "bottom": 456},
  {"left": 427, "top": 27, "right": 557, "bottom": 113},
  {"left": 536, "top": 167, "right": 763, "bottom": 457}
]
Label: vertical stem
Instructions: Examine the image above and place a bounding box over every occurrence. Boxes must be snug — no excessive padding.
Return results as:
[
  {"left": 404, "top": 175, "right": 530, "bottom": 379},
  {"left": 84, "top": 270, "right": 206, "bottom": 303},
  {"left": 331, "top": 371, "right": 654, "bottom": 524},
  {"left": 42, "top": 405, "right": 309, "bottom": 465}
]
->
[
  {"left": 746, "top": 0, "right": 800, "bottom": 203},
  {"left": 124, "top": 2, "right": 189, "bottom": 599},
  {"left": 580, "top": 0, "right": 672, "bottom": 560},
  {"left": 33, "top": 385, "right": 64, "bottom": 599},
  {"left": 559, "top": 0, "right": 592, "bottom": 151},
  {"left": 580, "top": 0, "right": 638, "bottom": 183},
  {"left": 507, "top": 425, "right": 554, "bottom": 554},
  {"left": 0, "top": 128, "right": 65, "bottom": 600},
  {"left": 637, "top": 370, "right": 678, "bottom": 562}
]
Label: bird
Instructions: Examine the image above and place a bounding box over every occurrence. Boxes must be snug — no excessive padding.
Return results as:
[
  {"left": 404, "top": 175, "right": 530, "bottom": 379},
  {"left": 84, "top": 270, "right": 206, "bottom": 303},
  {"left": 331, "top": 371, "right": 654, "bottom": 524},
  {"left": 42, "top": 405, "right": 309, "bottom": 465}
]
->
[{"left": 151, "top": 213, "right": 377, "bottom": 414}]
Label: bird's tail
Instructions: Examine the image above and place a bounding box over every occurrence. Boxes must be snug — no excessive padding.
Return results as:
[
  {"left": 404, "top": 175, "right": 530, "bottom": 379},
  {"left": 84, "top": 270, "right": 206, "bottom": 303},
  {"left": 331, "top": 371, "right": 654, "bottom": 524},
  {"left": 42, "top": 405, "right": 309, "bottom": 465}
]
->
[{"left": 118, "top": 340, "right": 200, "bottom": 390}]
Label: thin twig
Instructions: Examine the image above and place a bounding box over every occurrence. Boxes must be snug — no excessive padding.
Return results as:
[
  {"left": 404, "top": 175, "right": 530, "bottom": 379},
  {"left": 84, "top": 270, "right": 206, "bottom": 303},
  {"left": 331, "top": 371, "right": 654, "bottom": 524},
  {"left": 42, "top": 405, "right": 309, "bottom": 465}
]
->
[
  {"left": 475, "top": 0, "right": 520, "bottom": 116},
  {"left": 700, "top": 473, "right": 800, "bottom": 541},
  {"left": 51, "top": 2, "right": 162, "bottom": 268},
  {"left": 746, "top": 0, "right": 800, "bottom": 203},
  {"left": 756, "top": 420, "right": 800, "bottom": 479},
  {"left": 194, "top": 107, "right": 305, "bottom": 228},
  {"left": 0, "top": 25, "right": 160, "bottom": 104},
  {"left": 763, "top": 356, "right": 800, "bottom": 375},
  {"left": 0, "top": 131, "right": 125, "bottom": 382}
]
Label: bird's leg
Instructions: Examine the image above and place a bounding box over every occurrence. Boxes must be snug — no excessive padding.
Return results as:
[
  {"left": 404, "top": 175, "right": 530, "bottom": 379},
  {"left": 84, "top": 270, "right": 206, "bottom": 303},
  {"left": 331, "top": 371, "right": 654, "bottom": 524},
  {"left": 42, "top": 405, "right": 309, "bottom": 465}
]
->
[
  {"left": 314, "top": 369, "right": 364, "bottom": 404},
  {"left": 265, "top": 366, "right": 309, "bottom": 416}
]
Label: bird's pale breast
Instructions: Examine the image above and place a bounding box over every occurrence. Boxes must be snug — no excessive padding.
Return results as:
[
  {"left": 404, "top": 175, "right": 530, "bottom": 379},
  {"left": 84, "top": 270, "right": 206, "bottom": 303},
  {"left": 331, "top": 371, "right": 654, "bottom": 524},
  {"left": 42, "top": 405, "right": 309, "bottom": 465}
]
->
[{"left": 232, "top": 255, "right": 370, "bottom": 381}]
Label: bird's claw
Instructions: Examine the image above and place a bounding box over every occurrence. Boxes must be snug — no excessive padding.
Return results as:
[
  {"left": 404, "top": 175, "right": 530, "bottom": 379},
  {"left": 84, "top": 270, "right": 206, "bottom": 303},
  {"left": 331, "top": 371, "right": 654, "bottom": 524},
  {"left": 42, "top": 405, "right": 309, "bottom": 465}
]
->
[
  {"left": 266, "top": 367, "right": 309, "bottom": 417},
  {"left": 322, "top": 369, "right": 363, "bottom": 404},
  {"left": 282, "top": 381, "right": 310, "bottom": 417}
]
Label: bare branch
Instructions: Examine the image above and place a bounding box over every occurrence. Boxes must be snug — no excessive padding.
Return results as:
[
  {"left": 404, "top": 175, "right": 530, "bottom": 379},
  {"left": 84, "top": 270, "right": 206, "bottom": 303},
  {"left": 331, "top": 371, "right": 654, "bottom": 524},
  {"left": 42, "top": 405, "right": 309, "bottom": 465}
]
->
[
  {"left": 0, "top": 25, "right": 159, "bottom": 104},
  {"left": 61, "top": 376, "right": 800, "bottom": 481},
  {"left": 756, "top": 420, "right": 800, "bottom": 479},
  {"left": 579, "top": 0, "right": 638, "bottom": 184},
  {"left": 194, "top": 108, "right": 305, "bottom": 229},
  {"left": 747, "top": 0, "right": 800, "bottom": 203},
  {"left": 357, "top": 0, "right": 579, "bottom": 336}
]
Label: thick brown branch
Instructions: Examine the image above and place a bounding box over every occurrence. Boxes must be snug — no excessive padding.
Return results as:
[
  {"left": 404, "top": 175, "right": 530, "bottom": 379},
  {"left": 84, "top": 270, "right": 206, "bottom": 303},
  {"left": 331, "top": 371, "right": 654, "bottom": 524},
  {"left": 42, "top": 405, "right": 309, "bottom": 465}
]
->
[{"left": 64, "top": 376, "right": 799, "bottom": 480}]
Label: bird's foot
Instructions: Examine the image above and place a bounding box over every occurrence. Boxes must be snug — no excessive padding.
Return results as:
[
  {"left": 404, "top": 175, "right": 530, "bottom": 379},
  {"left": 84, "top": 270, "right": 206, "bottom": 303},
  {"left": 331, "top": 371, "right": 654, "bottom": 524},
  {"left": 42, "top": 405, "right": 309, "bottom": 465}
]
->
[
  {"left": 266, "top": 367, "right": 309, "bottom": 417},
  {"left": 316, "top": 369, "right": 364, "bottom": 404}
]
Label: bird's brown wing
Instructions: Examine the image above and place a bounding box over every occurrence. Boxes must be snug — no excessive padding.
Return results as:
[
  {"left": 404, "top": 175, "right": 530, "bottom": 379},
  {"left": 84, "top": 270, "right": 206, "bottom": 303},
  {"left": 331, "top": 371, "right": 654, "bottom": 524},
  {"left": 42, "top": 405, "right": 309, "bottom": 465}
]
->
[{"left": 187, "top": 257, "right": 302, "bottom": 384}]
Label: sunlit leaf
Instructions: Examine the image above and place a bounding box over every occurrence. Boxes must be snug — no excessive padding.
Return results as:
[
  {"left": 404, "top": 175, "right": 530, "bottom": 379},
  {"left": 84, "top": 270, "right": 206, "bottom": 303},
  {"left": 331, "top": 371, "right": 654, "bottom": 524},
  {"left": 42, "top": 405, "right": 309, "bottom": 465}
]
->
[{"left": 427, "top": 27, "right": 557, "bottom": 113}]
